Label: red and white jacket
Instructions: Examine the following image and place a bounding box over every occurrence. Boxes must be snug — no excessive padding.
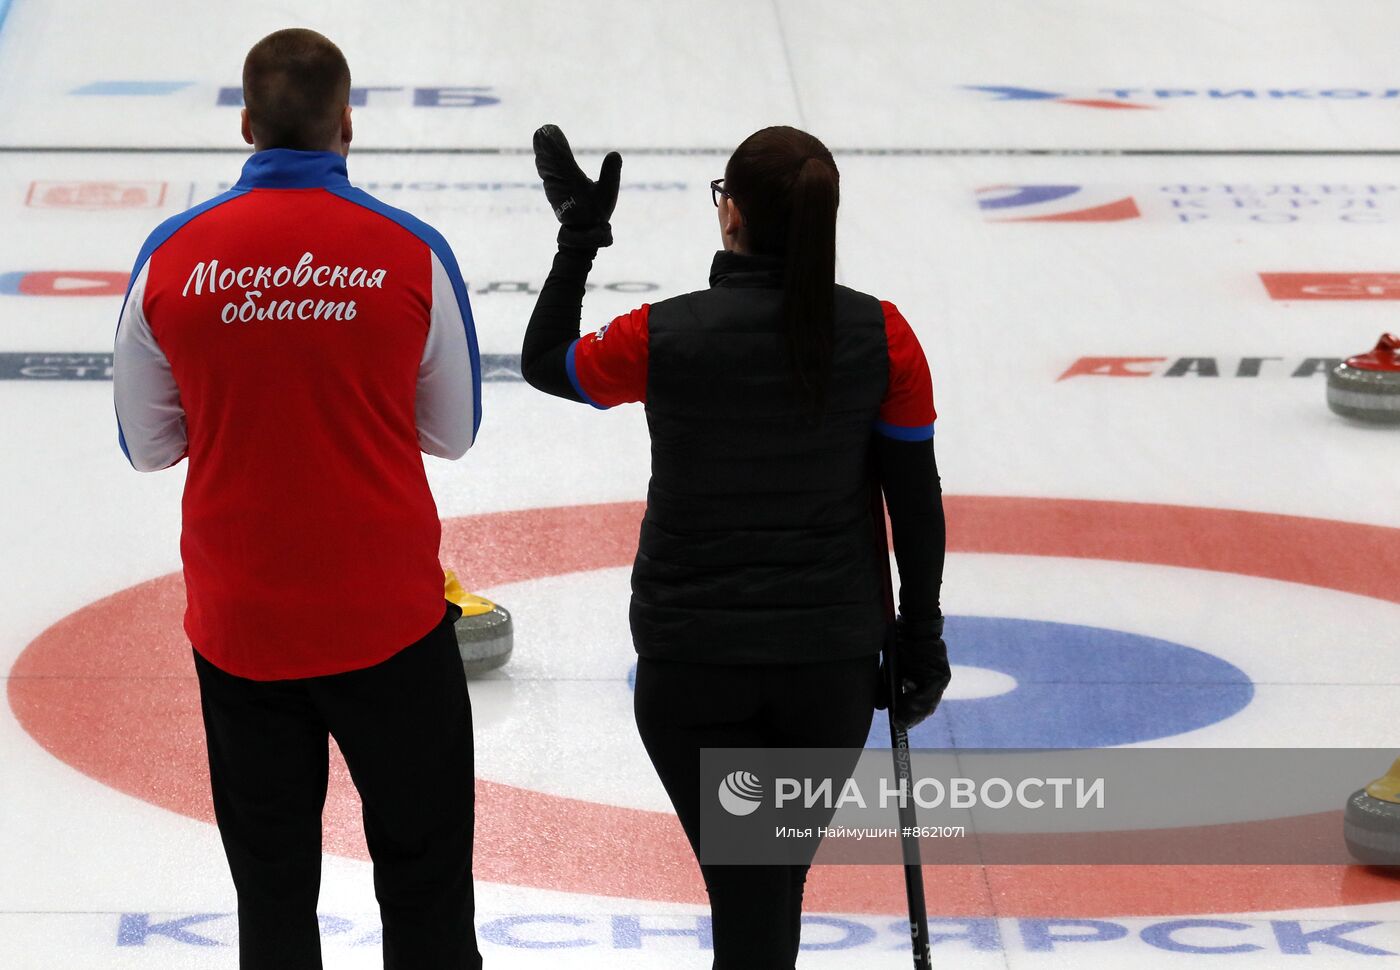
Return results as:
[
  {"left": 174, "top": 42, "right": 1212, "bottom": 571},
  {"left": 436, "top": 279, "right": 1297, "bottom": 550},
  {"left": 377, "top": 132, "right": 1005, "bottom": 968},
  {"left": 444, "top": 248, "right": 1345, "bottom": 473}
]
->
[{"left": 113, "top": 149, "right": 480, "bottom": 681}]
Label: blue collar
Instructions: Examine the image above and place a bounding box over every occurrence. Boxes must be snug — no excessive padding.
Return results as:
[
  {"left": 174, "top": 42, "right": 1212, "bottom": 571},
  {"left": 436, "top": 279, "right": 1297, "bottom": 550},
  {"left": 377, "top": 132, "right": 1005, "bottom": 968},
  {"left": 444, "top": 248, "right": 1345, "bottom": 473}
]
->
[{"left": 234, "top": 149, "right": 350, "bottom": 190}]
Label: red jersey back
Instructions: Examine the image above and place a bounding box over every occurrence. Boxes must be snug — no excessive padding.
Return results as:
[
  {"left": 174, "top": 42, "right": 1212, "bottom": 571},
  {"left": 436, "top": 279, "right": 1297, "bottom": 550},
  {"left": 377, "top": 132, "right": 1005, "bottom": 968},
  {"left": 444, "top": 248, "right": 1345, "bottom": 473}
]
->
[{"left": 114, "top": 150, "right": 481, "bottom": 680}]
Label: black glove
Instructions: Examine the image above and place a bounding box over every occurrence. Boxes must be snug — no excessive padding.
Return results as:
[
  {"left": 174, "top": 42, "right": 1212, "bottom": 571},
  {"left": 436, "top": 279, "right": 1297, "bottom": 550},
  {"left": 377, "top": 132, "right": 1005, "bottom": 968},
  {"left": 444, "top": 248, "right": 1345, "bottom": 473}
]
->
[
  {"left": 876, "top": 615, "right": 951, "bottom": 730},
  {"left": 533, "top": 124, "right": 622, "bottom": 250}
]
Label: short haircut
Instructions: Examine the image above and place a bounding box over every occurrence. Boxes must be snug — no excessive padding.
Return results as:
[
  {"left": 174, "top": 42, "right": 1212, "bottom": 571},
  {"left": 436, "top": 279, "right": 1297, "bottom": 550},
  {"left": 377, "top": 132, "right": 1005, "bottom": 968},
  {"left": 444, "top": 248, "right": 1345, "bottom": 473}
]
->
[{"left": 242, "top": 29, "right": 351, "bottom": 151}]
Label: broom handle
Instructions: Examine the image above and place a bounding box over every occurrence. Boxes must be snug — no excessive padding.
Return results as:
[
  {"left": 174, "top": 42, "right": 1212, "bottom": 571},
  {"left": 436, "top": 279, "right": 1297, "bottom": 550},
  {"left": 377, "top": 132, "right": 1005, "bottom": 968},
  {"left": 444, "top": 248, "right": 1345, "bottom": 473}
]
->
[{"left": 871, "top": 478, "right": 934, "bottom": 970}]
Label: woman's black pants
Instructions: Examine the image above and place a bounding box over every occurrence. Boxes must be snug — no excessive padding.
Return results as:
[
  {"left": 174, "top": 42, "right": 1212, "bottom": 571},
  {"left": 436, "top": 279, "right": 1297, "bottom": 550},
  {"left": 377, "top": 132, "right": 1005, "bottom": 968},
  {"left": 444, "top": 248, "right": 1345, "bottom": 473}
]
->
[
  {"left": 634, "top": 653, "right": 880, "bottom": 970},
  {"left": 192, "top": 604, "right": 481, "bottom": 970}
]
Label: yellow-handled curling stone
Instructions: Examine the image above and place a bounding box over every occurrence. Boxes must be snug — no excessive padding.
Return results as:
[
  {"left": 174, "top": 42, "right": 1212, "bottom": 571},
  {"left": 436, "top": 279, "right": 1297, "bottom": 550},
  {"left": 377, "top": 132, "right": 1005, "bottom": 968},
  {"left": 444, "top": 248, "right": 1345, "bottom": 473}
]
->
[
  {"left": 1328, "top": 333, "right": 1400, "bottom": 424},
  {"left": 1344, "top": 757, "right": 1400, "bottom": 866},
  {"left": 444, "top": 570, "right": 513, "bottom": 676}
]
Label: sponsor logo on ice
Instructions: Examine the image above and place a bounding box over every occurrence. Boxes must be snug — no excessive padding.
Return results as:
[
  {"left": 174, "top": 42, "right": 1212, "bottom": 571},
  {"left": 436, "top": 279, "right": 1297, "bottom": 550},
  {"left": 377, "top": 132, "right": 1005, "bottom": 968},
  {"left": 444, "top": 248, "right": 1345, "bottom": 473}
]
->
[
  {"left": 977, "top": 185, "right": 1140, "bottom": 222},
  {"left": 1058, "top": 356, "right": 1341, "bottom": 380},
  {"left": 963, "top": 85, "right": 1157, "bottom": 110},
  {"left": 111, "top": 910, "right": 1400, "bottom": 956},
  {"left": 71, "top": 81, "right": 500, "bottom": 108},
  {"left": 0, "top": 353, "right": 114, "bottom": 381},
  {"left": 1260, "top": 273, "right": 1400, "bottom": 300},
  {"left": 964, "top": 85, "right": 1400, "bottom": 109},
  {"left": 0, "top": 271, "right": 125, "bottom": 296},
  {"left": 26, "top": 181, "right": 167, "bottom": 209},
  {"left": 980, "top": 184, "right": 1400, "bottom": 224}
]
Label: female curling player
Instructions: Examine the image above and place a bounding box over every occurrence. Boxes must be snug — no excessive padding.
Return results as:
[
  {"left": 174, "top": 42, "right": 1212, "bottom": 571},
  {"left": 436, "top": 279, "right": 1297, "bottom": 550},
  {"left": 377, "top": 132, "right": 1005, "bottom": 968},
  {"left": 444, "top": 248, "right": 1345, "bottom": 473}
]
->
[{"left": 521, "top": 124, "right": 950, "bottom": 970}]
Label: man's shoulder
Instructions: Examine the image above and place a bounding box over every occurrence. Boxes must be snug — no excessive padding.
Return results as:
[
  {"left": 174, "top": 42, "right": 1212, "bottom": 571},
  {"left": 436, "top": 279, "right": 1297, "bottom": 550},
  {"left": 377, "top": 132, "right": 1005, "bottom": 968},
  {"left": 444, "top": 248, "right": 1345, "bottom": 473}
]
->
[
  {"left": 131, "top": 187, "right": 250, "bottom": 275},
  {"left": 326, "top": 185, "right": 456, "bottom": 263}
]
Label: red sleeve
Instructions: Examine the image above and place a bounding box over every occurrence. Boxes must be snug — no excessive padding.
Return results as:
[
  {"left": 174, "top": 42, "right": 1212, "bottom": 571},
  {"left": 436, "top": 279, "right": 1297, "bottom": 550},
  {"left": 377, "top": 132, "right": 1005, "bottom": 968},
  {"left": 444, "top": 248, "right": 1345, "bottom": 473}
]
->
[
  {"left": 567, "top": 304, "right": 650, "bottom": 409},
  {"left": 876, "top": 301, "right": 936, "bottom": 440}
]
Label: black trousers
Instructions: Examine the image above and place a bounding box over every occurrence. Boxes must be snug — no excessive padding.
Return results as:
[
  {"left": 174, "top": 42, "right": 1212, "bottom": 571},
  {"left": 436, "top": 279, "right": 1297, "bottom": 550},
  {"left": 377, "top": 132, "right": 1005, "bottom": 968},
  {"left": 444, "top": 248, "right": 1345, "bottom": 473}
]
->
[
  {"left": 193, "top": 603, "right": 481, "bottom": 970},
  {"left": 633, "top": 654, "right": 880, "bottom": 970}
]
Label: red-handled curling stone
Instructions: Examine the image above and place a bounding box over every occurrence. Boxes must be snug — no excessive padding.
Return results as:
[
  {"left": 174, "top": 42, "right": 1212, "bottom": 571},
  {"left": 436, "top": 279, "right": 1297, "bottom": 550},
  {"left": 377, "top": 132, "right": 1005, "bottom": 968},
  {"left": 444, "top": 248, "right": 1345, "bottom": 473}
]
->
[{"left": 1328, "top": 333, "right": 1400, "bottom": 424}]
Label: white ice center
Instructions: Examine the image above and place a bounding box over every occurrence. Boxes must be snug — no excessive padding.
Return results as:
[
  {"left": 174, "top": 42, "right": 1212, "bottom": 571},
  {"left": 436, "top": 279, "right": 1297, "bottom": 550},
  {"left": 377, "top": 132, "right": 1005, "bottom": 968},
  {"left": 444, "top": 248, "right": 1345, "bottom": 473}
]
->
[{"left": 943, "top": 664, "right": 1018, "bottom": 701}]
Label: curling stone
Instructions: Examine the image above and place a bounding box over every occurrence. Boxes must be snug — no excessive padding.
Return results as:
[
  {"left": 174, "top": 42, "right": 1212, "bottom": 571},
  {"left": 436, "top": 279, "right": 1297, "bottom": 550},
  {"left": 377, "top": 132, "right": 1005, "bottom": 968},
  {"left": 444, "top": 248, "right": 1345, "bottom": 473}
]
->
[
  {"left": 1344, "top": 757, "right": 1400, "bottom": 866},
  {"left": 444, "top": 569, "right": 513, "bottom": 676},
  {"left": 1327, "top": 333, "right": 1400, "bottom": 424}
]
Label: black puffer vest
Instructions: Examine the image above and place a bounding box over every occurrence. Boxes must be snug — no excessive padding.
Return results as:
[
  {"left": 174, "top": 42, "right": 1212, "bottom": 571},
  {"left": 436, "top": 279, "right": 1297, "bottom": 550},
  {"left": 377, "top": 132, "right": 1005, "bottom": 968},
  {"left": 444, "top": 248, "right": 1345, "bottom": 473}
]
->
[{"left": 630, "top": 251, "right": 891, "bottom": 664}]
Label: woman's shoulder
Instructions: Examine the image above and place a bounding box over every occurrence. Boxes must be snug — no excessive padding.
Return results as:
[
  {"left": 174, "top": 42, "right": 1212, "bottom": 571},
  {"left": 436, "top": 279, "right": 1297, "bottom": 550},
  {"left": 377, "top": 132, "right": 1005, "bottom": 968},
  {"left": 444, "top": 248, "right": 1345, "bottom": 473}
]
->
[{"left": 833, "top": 284, "right": 888, "bottom": 327}]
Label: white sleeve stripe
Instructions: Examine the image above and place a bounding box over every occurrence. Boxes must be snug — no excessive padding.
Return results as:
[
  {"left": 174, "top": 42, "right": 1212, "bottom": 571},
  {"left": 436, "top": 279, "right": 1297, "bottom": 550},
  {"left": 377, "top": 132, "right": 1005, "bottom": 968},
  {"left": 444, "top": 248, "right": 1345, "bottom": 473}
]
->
[
  {"left": 416, "top": 251, "right": 476, "bottom": 459},
  {"left": 113, "top": 260, "right": 187, "bottom": 472}
]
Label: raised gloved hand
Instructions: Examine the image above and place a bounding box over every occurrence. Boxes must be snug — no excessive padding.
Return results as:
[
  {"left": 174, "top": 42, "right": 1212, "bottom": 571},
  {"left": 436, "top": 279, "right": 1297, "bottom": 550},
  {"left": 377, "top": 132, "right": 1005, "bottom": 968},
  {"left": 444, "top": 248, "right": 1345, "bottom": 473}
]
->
[
  {"left": 876, "top": 615, "right": 952, "bottom": 730},
  {"left": 533, "top": 124, "right": 622, "bottom": 250}
]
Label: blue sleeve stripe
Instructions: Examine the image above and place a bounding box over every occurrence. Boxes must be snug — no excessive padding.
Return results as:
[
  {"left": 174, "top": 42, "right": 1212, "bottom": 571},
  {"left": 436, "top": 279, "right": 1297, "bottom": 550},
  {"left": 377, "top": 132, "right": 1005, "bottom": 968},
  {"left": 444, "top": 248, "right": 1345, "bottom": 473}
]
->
[
  {"left": 328, "top": 186, "right": 482, "bottom": 437},
  {"left": 565, "top": 339, "right": 608, "bottom": 410},
  {"left": 116, "top": 188, "right": 247, "bottom": 464},
  {"left": 875, "top": 420, "right": 935, "bottom": 441}
]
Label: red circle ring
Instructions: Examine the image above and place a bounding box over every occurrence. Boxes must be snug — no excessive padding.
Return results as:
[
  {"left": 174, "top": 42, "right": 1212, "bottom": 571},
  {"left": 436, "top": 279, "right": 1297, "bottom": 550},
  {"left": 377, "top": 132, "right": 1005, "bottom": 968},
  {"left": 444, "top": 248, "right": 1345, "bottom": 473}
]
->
[{"left": 8, "top": 496, "right": 1400, "bottom": 917}]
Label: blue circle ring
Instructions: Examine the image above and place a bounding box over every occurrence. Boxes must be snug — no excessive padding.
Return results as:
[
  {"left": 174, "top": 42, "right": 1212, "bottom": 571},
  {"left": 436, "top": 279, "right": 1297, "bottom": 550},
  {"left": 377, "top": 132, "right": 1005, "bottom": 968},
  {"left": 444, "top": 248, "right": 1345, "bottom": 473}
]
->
[{"left": 867, "top": 615, "right": 1254, "bottom": 749}]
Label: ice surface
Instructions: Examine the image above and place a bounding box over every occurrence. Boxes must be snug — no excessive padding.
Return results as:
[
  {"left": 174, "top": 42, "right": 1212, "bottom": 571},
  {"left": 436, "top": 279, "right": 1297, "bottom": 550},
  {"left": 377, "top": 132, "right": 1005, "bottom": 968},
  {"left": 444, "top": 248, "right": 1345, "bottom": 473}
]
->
[{"left": 2, "top": 1, "right": 1400, "bottom": 967}]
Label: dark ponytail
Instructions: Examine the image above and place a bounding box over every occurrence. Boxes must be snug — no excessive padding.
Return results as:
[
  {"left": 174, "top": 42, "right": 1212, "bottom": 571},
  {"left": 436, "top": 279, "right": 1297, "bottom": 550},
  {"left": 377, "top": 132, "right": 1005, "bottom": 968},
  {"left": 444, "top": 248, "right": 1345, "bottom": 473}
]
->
[{"left": 725, "top": 127, "right": 839, "bottom": 413}]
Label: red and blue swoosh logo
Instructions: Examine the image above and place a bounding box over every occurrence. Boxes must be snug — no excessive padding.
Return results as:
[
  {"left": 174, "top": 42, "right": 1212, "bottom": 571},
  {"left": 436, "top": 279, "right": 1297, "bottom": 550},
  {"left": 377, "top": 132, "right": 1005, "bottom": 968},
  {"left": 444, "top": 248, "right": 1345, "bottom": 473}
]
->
[
  {"left": 0, "top": 270, "right": 127, "bottom": 296},
  {"left": 977, "top": 185, "right": 1141, "bottom": 222},
  {"left": 965, "top": 85, "right": 1157, "bottom": 110}
]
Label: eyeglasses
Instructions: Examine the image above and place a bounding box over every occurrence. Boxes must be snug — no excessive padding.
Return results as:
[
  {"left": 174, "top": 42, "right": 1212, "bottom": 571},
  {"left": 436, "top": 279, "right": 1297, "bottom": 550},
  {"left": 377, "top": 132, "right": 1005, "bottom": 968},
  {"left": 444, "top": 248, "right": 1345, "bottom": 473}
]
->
[{"left": 710, "top": 178, "right": 730, "bottom": 207}]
